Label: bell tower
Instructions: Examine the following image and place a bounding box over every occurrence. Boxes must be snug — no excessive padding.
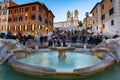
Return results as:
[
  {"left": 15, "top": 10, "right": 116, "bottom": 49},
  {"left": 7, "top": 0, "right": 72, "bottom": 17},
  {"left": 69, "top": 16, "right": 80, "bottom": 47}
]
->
[
  {"left": 67, "top": 11, "right": 71, "bottom": 22},
  {"left": 74, "top": 10, "right": 78, "bottom": 20},
  {"left": 73, "top": 10, "right": 79, "bottom": 26}
]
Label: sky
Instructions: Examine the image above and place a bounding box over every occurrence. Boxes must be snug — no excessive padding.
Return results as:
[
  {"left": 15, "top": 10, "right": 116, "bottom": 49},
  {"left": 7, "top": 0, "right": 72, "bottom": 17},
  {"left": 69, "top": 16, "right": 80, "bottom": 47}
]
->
[{"left": 11, "top": 0, "right": 102, "bottom": 22}]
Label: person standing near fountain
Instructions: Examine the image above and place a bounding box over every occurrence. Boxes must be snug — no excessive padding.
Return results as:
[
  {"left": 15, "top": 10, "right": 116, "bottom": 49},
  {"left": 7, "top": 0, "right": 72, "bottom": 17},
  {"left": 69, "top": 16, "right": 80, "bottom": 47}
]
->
[
  {"left": 40, "top": 35, "right": 43, "bottom": 44},
  {"left": 63, "top": 39, "right": 67, "bottom": 47},
  {"left": 57, "top": 39, "right": 61, "bottom": 47}
]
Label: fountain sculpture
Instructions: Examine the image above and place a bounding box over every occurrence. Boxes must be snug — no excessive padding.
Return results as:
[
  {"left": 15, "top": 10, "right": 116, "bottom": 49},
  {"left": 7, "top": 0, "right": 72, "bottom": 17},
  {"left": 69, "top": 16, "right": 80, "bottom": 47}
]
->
[
  {"left": 0, "top": 38, "right": 119, "bottom": 78},
  {"left": 49, "top": 47, "right": 75, "bottom": 59}
]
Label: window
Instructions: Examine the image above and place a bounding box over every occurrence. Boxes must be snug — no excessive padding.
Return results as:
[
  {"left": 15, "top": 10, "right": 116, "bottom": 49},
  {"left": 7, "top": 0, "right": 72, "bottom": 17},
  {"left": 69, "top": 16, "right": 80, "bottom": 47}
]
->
[
  {"left": 31, "top": 15, "right": 36, "bottom": 20},
  {"left": 93, "top": 13, "right": 94, "bottom": 16},
  {"left": 25, "top": 7, "right": 29, "bottom": 12},
  {"left": 0, "top": 12, "right": 2, "bottom": 15},
  {"left": 20, "top": 8, "right": 23, "bottom": 13},
  {"left": 39, "top": 7, "right": 42, "bottom": 13},
  {"left": 109, "top": 7, "right": 114, "bottom": 15},
  {"left": 110, "top": 0, "right": 113, "bottom": 2},
  {"left": 31, "top": 24, "right": 35, "bottom": 31},
  {"left": 32, "top": 6, "right": 36, "bottom": 11},
  {"left": 102, "top": 14, "right": 105, "bottom": 20},
  {"left": 14, "top": 17, "right": 18, "bottom": 22},
  {"left": 24, "top": 25, "right": 28, "bottom": 31},
  {"left": 96, "top": 26, "right": 98, "bottom": 30},
  {"left": 14, "top": 26, "right": 17, "bottom": 32},
  {"left": 5, "top": 5, "right": 7, "bottom": 8},
  {"left": 38, "top": 15, "right": 42, "bottom": 21},
  {"left": 38, "top": 25, "right": 42, "bottom": 30},
  {"left": 45, "top": 12, "right": 48, "bottom": 17},
  {"left": 3, "top": 11, "right": 7, "bottom": 15},
  {"left": 19, "top": 17, "right": 23, "bottom": 21},
  {"left": 8, "top": 18, "right": 12, "bottom": 22},
  {"left": 111, "top": 20, "right": 114, "bottom": 25},
  {"left": 102, "top": 4, "right": 104, "bottom": 9},
  {"left": 103, "top": 24, "right": 105, "bottom": 29},
  {"left": 2, "top": 18, "right": 6, "bottom": 22},
  {"left": 45, "top": 19, "right": 48, "bottom": 24},
  {"left": 9, "top": 10, "right": 12, "bottom": 14},
  {"left": 2, "top": 26, "right": 5, "bottom": 31},
  {"left": 19, "top": 25, "right": 22, "bottom": 31},
  {"left": 15, "top": 9, "right": 18, "bottom": 13},
  {"left": 67, "top": 15, "right": 70, "bottom": 18},
  {"left": 8, "top": 26, "right": 11, "bottom": 32},
  {"left": 0, "top": 6, "right": 1, "bottom": 9}
]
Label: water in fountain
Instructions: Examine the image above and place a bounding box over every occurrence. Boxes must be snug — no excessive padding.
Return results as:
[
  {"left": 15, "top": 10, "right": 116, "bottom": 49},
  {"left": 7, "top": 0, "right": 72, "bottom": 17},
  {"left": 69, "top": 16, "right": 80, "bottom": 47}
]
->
[{"left": 19, "top": 51, "right": 101, "bottom": 72}]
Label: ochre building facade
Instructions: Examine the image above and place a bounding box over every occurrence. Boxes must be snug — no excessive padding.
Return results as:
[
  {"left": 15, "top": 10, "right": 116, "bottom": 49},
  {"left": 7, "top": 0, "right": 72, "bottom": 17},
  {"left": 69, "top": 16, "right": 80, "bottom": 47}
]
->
[
  {"left": 0, "top": 0, "right": 54, "bottom": 36},
  {"left": 8, "top": 2, "right": 54, "bottom": 36}
]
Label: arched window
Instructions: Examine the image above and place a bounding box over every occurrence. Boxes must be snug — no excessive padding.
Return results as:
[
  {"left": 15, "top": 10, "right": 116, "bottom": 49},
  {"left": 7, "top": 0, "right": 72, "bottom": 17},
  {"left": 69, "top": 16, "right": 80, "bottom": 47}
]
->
[
  {"left": 38, "top": 25, "right": 42, "bottom": 30},
  {"left": 8, "top": 26, "right": 11, "bottom": 32},
  {"left": 14, "top": 26, "right": 17, "bottom": 32},
  {"left": 31, "top": 24, "right": 35, "bottom": 31},
  {"left": 19, "top": 25, "right": 22, "bottom": 31},
  {"left": 38, "top": 15, "right": 42, "bottom": 21},
  {"left": 25, "top": 25, "right": 28, "bottom": 31},
  {"left": 31, "top": 15, "right": 36, "bottom": 20}
]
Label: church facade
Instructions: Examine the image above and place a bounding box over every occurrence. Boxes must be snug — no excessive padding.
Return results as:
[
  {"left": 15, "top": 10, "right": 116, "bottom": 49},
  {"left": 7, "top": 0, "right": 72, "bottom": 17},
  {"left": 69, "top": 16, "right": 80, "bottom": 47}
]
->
[{"left": 54, "top": 10, "right": 79, "bottom": 30}]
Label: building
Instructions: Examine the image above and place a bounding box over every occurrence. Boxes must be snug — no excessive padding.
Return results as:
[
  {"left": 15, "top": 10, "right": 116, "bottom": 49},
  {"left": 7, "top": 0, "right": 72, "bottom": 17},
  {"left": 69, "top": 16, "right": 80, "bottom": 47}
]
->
[
  {"left": 54, "top": 10, "right": 79, "bottom": 30},
  {"left": 0, "top": 0, "right": 17, "bottom": 34},
  {"left": 90, "top": 0, "right": 120, "bottom": 36},
  {"left": 0, "top": 0, "right": 54, "bottom": 36},
  {"left": 83, "top": 16, "right": 92, "bottom": 28},
  {"left": 7, "top": 1, "right": 54, "bottom": 36}
]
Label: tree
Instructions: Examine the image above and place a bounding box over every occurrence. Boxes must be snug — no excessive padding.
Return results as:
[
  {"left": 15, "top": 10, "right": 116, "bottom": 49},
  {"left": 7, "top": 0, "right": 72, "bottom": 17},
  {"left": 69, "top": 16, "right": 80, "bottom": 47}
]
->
[
  {"left": 78, "top": 20, "right": 83, "bottom": 27},
  {"left": 85, "top": 12, "right": 89, "bottom": 17}
]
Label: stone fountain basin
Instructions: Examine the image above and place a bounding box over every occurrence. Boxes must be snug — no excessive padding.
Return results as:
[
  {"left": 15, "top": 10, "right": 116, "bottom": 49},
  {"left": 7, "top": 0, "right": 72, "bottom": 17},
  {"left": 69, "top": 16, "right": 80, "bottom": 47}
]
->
[
  {"left": 49, "top": 47, "right": 76, "bottom": 51},
  {"left": 8, "top": 49, "right": 115, "bottom": 77}
]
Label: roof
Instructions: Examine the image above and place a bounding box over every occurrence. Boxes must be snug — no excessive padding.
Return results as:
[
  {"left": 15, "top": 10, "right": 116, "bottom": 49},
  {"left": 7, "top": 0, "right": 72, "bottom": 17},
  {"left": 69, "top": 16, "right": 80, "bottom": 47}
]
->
[
  {"left": 49, "top": 10, "right": 55, "bottom": 18},
  {"left": 7, "top": 1, "right": 55, "bottom": 17},
  {"left": 90, "top": 2, "right": 101, "bottom": 13},
  {"left": 90, "top": 0, "right": 105, "bottom": 13},
  {"left": 8, "top": 2, "right": 47, "bottom": 9}
]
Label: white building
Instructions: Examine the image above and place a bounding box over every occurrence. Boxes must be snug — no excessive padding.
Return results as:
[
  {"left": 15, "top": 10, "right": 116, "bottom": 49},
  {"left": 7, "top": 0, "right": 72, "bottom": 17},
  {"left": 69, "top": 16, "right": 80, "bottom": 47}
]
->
[{"left": 54, "top": 10, "right": 79, "bottom": 30}]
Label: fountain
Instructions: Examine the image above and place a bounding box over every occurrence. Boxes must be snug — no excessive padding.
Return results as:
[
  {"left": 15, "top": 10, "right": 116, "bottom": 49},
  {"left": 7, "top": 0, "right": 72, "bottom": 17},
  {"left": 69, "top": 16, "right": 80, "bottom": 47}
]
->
[
  {"left": 0, "top": 38, "right": 119, "bottom": 79},
  {"left": 7, "top": 45, "right": 115, "bottom": 77},
  {"left": 49, "top": 47, "right": 75, "bottom": 59}
]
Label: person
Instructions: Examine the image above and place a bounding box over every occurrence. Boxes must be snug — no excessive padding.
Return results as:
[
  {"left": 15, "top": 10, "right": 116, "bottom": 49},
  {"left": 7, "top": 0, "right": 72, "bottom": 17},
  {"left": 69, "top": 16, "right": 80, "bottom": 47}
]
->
[
  {"left": 48, "top": 39, "right": 53, "bottom": 46},
  {"left": 40, "top": 35, "right": 43, "bottom": 44},
  {"left": 82, "top": 35, "right": 86, "bottom": 45},
  {"left": 63, "top": 39, "right": 66, "bottom": 47},
  {"left": 57, "top": 39, "right": 61, "bottom": 47},
  {"left": 22, "top": 35, "right": 27, "bottom": 45},
  {"left": 17, "top": 33, "right": 22, "bottom": 43}
]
